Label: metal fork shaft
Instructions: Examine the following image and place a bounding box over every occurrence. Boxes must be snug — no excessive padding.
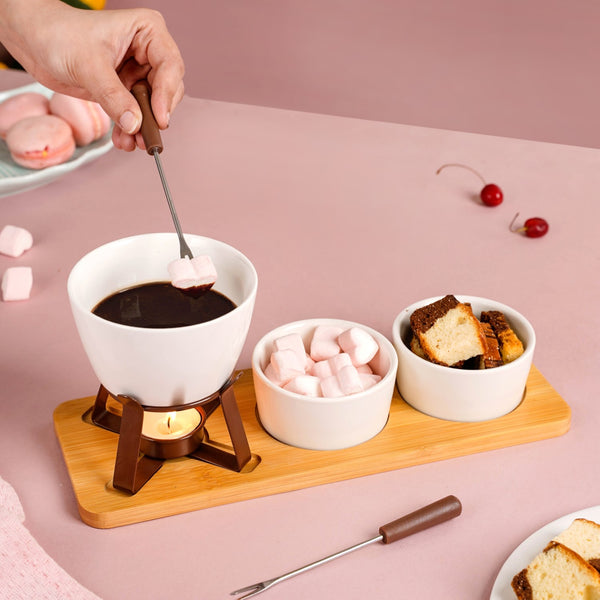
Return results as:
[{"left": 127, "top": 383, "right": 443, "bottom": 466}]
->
[
  {"left": 152, "top": 149, "right": 193, "bottom": 259},
  {"left": 231, "top": 535, "right": 382, "bottom": 598}
]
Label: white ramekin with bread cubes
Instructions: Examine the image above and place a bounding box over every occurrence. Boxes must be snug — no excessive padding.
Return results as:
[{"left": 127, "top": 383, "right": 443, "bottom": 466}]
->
[{"left": 392, "top": 294, "right": 535, "bottom": 422}]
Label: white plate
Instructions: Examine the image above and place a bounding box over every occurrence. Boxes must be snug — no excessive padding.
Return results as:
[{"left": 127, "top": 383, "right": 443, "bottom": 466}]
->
[
  {"left": 0, "top": 82, "right": 113, "bottom": 197},
  {"left": 490, "top": 505, "right": 600, "bottom": 599}
]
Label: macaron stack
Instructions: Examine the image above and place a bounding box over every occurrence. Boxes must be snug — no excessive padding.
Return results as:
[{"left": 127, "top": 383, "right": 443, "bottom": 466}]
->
[{"left": 0, "top": 91, "right": 111, "bottom": 170}]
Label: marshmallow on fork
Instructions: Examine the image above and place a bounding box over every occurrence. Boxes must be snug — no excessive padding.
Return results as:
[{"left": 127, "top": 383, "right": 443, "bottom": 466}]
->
[
  {"left": 168, "top": 255, "right": 217, "bottom": 290},
  {"left": 2, "top": 266, "right": 33, "bottom": 301},
  {"left": 0, "top": 225, "right": 33, "bottom": 258}
]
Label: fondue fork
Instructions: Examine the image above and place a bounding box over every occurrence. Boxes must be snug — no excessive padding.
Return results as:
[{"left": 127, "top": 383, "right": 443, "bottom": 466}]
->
[
  {"left": 131, "top": 81, "right": 193, "bottom": 260},
  {"left": 230, "top": 495, "right": 462, "bottom": 599}
]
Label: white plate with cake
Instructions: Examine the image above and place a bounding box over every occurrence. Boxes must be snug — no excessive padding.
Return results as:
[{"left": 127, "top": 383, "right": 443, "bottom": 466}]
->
[
  {"left": 0, "top": 83, "right": 113, "bottom": 198},
  {"left": 491, "top": 505, "right": 600, "bottom": 599}
]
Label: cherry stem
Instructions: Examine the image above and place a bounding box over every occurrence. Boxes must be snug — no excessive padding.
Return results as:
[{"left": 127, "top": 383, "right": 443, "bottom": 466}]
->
[
  {"left": 509, "top": 212, "right": 526, "bottom": 233},
  {"left": 436, "top": 163, "right": 487, "bottom": 186}
]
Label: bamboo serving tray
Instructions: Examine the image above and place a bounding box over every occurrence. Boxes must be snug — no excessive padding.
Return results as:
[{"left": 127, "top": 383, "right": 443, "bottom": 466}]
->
[{"left": 54, "top": 365, "right": 570, "bottom": 529}]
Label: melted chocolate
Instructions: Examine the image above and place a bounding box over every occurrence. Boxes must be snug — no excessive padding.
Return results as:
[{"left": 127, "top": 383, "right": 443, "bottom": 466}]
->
[{"left": 92, "top": 282, "right": 236, "bottom": 328}]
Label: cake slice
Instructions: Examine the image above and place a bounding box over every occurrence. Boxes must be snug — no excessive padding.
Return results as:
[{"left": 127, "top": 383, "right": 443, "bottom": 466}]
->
[
  {"left": 409, "top": 295, "right": 486, "bottom": 367},
  {"left": 511, "top": 541, "right": 600, "bottom": 600},
  {"left": 478, "top": 321, "right": 503, "bottom": 369},
  {"left": 409, "top": 334, "right": 427, "bottom": 360},
  {"left": 553, "top": 518, "right": 600, "bottom": 572},
  {"left": 480, "top": 310, "right": 524, "bottom": 363}
]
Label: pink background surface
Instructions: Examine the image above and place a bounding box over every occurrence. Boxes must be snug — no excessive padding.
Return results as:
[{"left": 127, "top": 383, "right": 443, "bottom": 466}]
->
[
  {"left": 108, "top": 0, "right": 600, "bottom": 149},
  {"left": 1, "top": 2, "right": 600, "bottom": 597}
]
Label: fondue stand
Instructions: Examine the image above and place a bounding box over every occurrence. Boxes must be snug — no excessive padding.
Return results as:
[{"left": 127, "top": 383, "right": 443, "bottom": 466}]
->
[{"left": 88, "top": 374, "right": 253, "bottom": 495}]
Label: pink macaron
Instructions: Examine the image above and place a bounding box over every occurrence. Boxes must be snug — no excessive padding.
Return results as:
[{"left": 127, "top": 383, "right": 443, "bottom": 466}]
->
[
  {"left": 49, "top": 93, "right": 111, "bottom": 146},
  {"left": 6, "top": 114, "right": 76, "bottom": 169},
  {"left": 0, "top": 92, "right": 50, "bottom": 139}
]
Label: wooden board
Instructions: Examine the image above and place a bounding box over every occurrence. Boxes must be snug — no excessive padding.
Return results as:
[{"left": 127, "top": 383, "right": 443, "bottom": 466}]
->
[{"left": 54, "top": 365, "right": 570, "bottom": 528}]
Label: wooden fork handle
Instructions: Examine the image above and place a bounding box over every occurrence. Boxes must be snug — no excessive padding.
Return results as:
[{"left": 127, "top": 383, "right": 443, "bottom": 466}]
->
[{"left": 379, "top": 495, "right": 462, "bottom": 544}]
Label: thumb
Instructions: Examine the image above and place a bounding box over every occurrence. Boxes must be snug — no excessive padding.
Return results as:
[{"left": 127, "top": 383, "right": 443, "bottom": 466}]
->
[{"left": 83, "top": 66, "right": 142, "bottom": 135}]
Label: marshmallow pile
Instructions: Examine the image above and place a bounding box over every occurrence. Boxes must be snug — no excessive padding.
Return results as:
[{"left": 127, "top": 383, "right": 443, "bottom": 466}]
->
[
  {"left": 168, "top": 255, "right": 217, "bottom": 290},
  {"left": 264, "top": 325, "right": 384, "bottom": 397},
  {"left": 0, "top": 225, "right": 33, "bottom": 301}
]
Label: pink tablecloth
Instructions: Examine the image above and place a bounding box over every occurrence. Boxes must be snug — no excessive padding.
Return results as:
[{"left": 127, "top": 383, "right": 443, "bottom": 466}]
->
[{"left": 1, "top": 71, "right": 599, "bottom": 599}]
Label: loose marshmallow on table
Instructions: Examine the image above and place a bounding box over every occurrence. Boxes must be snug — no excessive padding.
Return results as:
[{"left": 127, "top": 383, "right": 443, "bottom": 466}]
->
[
  {"left": 309, "top": 325, "right": 343, "bottom": 361},
  {"left": 0, "top": 225, "right": 33, "bottom": 257},
  {"left": 338, "top": 327, "right": 379, "bottom": 366},
  {"left": 2, "top": 266, "right": 33, "bottom": 301},
  {"left": 168, "top": 255, "right": 217, "bottom": 289}
]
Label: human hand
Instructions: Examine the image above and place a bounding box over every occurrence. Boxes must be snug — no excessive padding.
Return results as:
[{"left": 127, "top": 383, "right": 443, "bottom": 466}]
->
[{"left": 1, "top": 1, "right": 185, "bottom": 151}]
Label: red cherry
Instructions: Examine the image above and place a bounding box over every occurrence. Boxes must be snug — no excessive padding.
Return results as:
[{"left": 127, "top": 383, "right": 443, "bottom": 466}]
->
[
  {"left": 509, "top": 213, "right": 549, "bottom": 238},
  {"left": 436, "top": 163, "right": 503, "bottom": 207},
  {"left": 480, "top": 183, "right": 503, "bottom": 207},
  {"left": 523, "top": 217, "right": 549, "bottom": 237}
]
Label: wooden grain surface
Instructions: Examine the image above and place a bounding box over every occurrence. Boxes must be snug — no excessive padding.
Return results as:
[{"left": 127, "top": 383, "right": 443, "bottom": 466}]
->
[{"left": 53, "top": 365, "right": 570, "bottom": 528}]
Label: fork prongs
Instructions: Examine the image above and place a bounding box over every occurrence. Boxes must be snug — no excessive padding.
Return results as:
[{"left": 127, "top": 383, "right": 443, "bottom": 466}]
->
[{"left": 230, "top": 582, "right": 267, "bottom": 599}]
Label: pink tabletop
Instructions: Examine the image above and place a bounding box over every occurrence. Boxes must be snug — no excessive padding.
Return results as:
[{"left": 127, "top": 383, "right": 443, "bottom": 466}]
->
[{"left": 0, "top": 71, "right": 598, "bottom": 599}]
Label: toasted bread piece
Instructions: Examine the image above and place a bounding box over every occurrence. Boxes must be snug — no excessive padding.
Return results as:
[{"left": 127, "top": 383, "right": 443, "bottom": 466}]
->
[
  {"left": 480, "top": 310, "right": 524, "bottom": 363},
  {"left": 410, "top": 295, "right": 486, "bottom": 366},
  {"left": 478, "top": 321, "right": 503, "bottom": 369},
  {"left": 512, "top": 541, "right": 600, "bottom": 600}
]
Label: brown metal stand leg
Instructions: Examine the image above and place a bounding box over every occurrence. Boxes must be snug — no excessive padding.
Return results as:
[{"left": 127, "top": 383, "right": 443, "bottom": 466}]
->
[
  {"left": 189, "top": 384, "right": 252, "bottom": 472},
  {"left": 113, "top": 396, "right": 163, "bottom": 494},
  {"left": 91, "top": 385, "right": 122, "bottom": 433}
]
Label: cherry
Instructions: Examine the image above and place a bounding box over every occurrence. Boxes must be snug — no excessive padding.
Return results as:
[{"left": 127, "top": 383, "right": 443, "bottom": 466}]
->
[
  {"left": 436, "top": 163, "right": 503, "bottom": 206},
  {"left": 509, "top": 213, "right": 549, "bottom": 238}
]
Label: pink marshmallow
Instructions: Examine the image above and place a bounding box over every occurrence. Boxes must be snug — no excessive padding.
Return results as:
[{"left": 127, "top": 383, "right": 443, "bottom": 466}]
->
[
  {"left": 305, "top": 354, "right": 315, "bottom": 374},
  {"left": 321, "top": 365, "right": 364, "bottom": 397},
  {"left": 264, "top": 363, "right": 287, "bottom": 386},
  {"left": 273, "top": 333, "right": 307, "bottom": 370},
  {"left": 312, "top": 360, "right": 333, "bottom": 379},
  {"left": 359, "top": 373, "right": 382, "bottom": 390},
  {"left": 283, "top": 375, "right": 322, "bottom": 397},
  {"left": 336, "top": 365, "right": 363, "bottom": 395},
  {"left": 270, "top": 349, "right": 305, "bottom": 384},
  {"left": 329, "top": 352, "right": 352, "bottom": 373},
  {"left": 357, "top": 363, "right": 373, "bottom": 374},
  {"left": 320, "top": 374, "right": 345, "bottom": 398},
  {"left": 309, "top": 325, "right": 343, "bottom": 361},
  {"left": 0, "top": 225, "right": 33, "bottom": 258},
  {"left": 312, "top": 352, "right": 353, "bottom": 379},
  {"left": 338, "top": 327, "right": 379, "bottom": 366},
  {"left": 2, "top": 266, "right": 33, "bottom": 301},
  {"left": 168, "top": 255, "right": 217, "bottom": 289}
]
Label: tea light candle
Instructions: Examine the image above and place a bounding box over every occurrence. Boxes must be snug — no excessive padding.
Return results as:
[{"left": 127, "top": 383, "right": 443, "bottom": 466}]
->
[{"left": 141, "top": 408, "right": 201, "bottom": 440}]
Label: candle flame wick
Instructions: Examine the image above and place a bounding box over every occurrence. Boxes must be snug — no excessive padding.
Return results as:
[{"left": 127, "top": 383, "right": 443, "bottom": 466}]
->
[{"left": 165, "top": 411, "right": 177, "bottom": 432}]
